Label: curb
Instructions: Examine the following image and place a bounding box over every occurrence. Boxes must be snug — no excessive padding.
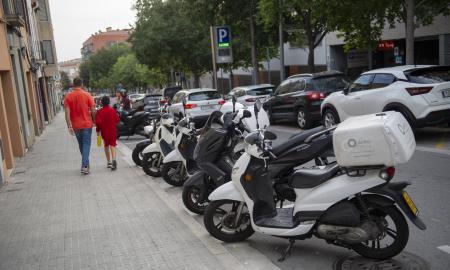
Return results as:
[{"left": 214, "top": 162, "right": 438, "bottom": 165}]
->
[{"left": 117, "top": 142, "right": 281, "bottom": 270}]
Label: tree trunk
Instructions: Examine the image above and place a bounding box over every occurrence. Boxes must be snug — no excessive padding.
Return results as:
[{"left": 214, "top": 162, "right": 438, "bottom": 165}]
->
[
  {"left": 250, "top": 14, "right": 259, "bottom": 84},
  {"left": 405, "top": 0, "right": 415, "bottom": 65},
  {"left": 308, "top": 40, "right": 315, "bottom": 73},
  {"left": 193, "top": 73, "right": 200, "bottom": 88},
  {"left": 367, "top": 46, "right": 373, "bottom": 70}
]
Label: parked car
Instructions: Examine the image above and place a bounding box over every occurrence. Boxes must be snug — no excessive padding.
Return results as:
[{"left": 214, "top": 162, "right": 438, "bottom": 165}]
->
[
  {"left": 228, "top": 84, "right": 274, "bottom": 107},
  {"left": 143, "top": 94, "right": 163, "bottom": 119},
  {"left": 321, "top": 65, "right": 450, "bottom": 129},
  {"left": 162, "top": 86, "right": 182, "bottom": 102},
  {"left": 263, "top": 71, "right": 348, "bottom": 129},
  {"left": 129, "top": 93, "right": 146, "bottom": 109},
  {"left": 169, "top": 88, "right": 225, "bottom": 126}
]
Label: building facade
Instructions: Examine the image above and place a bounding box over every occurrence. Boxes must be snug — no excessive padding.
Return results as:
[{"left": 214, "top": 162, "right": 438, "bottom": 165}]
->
[
  {"left": 58, "top": 58, "right": 81, "bottom": 82},
  {"left": 81, "top": 27, "right": 130, "bottom": 59},
  {"left": 0, "top": 0, "right": 60, "bottom": 183}
]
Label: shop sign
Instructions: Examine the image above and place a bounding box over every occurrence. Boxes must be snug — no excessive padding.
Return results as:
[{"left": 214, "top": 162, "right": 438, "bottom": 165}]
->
[{"left": 378, "top": 40, "right": 395, "bottom": 51}]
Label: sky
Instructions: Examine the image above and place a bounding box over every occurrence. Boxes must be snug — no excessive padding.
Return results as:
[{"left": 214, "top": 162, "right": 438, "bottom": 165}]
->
[{"left": 48, "top": 0, "right": 136, "bottom": 62}]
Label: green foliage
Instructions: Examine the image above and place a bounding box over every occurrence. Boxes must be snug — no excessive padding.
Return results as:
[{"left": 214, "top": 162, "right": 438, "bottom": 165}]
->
[
  {"left": 59, "top": 71, "right": 71, "bottom": 90},
  {"left": 393, "top": 0, "right": 450, "bottom": 25}
]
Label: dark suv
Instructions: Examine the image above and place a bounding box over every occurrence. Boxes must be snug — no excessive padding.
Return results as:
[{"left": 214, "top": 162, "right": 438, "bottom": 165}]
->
[
  {"left": 263, "top": 71, "right": 348, "bottom": 129},
  {"left": 143, "top": 94, "right": 163, "bottom": 119}
]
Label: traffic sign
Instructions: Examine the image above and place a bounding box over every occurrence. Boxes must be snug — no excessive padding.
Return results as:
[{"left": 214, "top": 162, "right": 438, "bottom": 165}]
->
[{"left": 211, "top": 26, "right": 233, "bottom": 64}]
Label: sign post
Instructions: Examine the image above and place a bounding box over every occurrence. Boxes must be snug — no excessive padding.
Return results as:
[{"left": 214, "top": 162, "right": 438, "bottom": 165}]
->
[{"left": 210, "top": 26, "right": 233, "bottom": 90}]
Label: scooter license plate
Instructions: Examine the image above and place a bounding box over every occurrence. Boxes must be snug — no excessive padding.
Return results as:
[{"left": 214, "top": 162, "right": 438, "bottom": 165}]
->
[
  {"left": 402, "top": 191, "right": 419, "bottom": 216},
  {"left": 442, "top": 89, "right": 450, "bottom": 98}
]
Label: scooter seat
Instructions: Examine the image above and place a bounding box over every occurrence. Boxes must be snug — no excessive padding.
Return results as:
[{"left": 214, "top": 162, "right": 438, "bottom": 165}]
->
[
  {"left": 272, "top": 127, "right": 324, "bottom": 156},
  {"left": 290, "top": 164, "right": 340, "bottom": 189}
]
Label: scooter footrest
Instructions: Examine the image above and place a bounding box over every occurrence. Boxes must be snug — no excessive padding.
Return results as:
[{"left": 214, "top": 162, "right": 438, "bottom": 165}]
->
[{"left": 254, "top": 207, "right": 297, "bottom": 229}]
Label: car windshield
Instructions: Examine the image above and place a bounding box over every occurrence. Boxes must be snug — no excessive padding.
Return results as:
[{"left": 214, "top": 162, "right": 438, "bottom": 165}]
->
[
  {"left": 247, "top": 87, "right": 274, "bottom": 96},
  {"left": 406, "top": 66, "right": 450, "bottom": 84},
  {"left": 188, "top": 91, "right": 221, "bottom": 101},
  {"left": 144, "top": 96, "right": 161, "bottom": 104},
  {"left": 312, "top": 75, "right": 348, "bottom": 92}
]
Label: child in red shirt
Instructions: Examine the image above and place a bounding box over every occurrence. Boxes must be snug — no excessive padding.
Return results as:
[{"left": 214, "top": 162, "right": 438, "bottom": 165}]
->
[{"left": 96, "top": 96, "right": 120, "bottom": 170}]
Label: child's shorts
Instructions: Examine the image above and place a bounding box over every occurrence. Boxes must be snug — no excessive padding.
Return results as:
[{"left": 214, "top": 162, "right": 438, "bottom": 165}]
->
[{"left": 103, "top": 137, "right": 117, "bottom": 147}]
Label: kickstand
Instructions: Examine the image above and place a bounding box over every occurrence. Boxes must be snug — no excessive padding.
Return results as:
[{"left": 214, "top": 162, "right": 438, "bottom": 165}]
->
[{"left": 278, "top": 238, "right": 295, "bottom": 262}]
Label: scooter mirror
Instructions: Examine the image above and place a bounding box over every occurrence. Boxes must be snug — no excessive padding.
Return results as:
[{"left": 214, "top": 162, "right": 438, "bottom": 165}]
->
[
  {"left": 264, "top": 131, "right": 277, "bottom": 140},
  {"left": 242, "top": 110, "right": 252, "bottom": 119}
]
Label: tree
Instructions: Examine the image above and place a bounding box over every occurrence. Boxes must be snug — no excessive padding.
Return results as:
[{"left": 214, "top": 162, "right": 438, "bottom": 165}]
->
[
  {"left": 330, "top": 0, "right": 397, "bottom": 69},
  {"left": 59, "top": 71, "right": 70, "bottom": 90},
  {"left": 78, "top": 61, "right": 90, "bottom": 87},
  {"left": 392, "top": 0, "right": 450, "bottom": 64},
  {"left": 260, "top": 0, "right": 334, "bottom": 73},
  {"left": 83, "top": 43, "right": 131, "bottom": 89},
  {"left": 132, "top": 0, "right": 212, "bottom": 87},
  {"left": 109, "top": 53, "right": 167, "bottom": 90}
]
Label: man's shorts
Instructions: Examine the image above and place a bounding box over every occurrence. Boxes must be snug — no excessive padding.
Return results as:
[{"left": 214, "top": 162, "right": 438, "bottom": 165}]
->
[{"left": 103, "top": 137, "right": 117, "bottom": 147}]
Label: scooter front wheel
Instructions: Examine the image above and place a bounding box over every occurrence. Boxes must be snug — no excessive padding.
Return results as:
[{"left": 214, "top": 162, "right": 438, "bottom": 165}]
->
[
  {"left": 204, "top": 200, "right": 254, "bottom": 243},
  {"left": 182, "top": 185, "right": 208, "bottom": 215},
  {"left": 161, "top": 161, "right": 186, "bottom": 186},
  {"left": 142, "top": 152, "right": 162, "bottom": 177}
]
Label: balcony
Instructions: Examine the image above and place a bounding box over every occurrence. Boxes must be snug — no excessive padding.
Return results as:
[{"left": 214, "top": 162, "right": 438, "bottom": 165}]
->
[{"left": 2, "top": 0, "right": 26, "bottom": 27}]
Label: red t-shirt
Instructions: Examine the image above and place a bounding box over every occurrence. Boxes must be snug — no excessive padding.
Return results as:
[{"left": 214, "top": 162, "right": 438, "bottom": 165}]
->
[
  {"left": 64, "top": 88, "right": 95, "bottom": 129},
  {"left": 95, "top": 105, "right": 120, "bottom": 139}
]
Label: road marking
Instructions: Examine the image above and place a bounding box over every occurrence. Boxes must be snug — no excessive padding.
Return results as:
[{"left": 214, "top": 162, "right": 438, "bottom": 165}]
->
[
  {"left": 437, "top": 245, "right": 450, "bottom": 254},
  {"left": 416, "top": 146, "right": 450, "bottom": 156},
  {"left": 435, "top": 132, "right": 448, "bottom": 150}
]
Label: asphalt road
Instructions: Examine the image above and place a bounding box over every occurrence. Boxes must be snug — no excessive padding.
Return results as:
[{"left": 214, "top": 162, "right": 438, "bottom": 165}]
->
[{"left": 120, "top": 124, "right": 450, "bottom": 270}]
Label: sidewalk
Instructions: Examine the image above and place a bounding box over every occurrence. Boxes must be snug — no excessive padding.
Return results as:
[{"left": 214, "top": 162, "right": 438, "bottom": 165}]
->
[{"left": 0, "top": 114, "right": 274, "bottom": 270}]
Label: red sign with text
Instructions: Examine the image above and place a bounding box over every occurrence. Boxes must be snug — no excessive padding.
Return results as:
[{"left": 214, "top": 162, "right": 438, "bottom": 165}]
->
[{"left": 377, "top": 40, "right": 395, "bottom": 51}]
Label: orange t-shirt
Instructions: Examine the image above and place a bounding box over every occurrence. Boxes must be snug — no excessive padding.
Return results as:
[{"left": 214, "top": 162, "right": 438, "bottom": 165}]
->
[{"left": 64, "top": 88, "right": 95, "bottom": 129}]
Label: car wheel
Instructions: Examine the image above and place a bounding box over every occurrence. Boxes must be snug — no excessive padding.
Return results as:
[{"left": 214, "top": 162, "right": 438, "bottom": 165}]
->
[
  {"left": 297, "top": 108, "right": 311, "bottom": 129},
  {"left": 323, "top": 109, "right": 340, "bottom": 128}
]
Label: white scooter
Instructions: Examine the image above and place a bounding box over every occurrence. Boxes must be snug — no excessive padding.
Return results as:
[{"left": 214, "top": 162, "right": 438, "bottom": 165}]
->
[
  {"left": 141, "top": 112, "right": 176, "bottom": 177},
  {"left": 204, "top": 102, "right": 426, "bottom": 261}
]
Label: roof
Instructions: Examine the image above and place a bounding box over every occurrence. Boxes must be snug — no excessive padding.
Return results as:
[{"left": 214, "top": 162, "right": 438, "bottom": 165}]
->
[
  {"left": 363, "top": 65, "right": 435, "bottom": 79},
  {"left": 232, "top": 84, "right": 274, "bottom": 91},
  {"left": 180, "top": 88, "right": 217, "bottom": 94},
  {"left": 287, "top": 70, "right": 343, "bottom": 79}
]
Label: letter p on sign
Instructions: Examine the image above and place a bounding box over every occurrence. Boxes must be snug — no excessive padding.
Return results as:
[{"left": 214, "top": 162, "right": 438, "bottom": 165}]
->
[{"left": 217, "top": 27, "right": 230, "bottom": 47}]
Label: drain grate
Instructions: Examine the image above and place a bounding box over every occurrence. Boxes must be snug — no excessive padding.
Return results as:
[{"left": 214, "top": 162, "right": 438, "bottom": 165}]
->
[{"left": 334, "top": 252, "right": 428, "bottom": 270}]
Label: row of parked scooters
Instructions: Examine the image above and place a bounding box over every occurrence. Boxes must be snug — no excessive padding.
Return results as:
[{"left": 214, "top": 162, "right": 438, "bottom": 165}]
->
[{"left": 130, "top": 96, "right": 426, "bottom": 261}]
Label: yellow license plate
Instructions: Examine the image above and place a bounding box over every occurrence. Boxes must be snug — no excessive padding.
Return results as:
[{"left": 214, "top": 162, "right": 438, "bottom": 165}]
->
[{"left": 402, "top": 191, "right": 418, "bottom": 216}]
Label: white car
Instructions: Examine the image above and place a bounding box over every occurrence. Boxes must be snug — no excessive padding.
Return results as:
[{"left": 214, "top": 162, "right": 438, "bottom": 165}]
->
[
  {"left": 229, "top": 84, "right": 274, "bottom": 107},
  {"left": 321, "top": 65, "right": 450, "bottom": 128},
  {"left": 169, "top": 88, "right": 225, "bottom": 122}
]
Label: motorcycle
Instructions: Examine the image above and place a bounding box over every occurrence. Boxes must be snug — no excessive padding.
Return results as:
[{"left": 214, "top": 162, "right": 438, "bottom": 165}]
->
[
  {"left": 203, "top": 101, "right": 426, "bottom": 261},
  {"left": 131, "top": 120, "right": 157, "bottom": 167},
  {"left": 116, "top": 106, "right": 152, "bottom": 139},
  {"left": 141, "top": 113, "right": 176, "bottom": 177}
]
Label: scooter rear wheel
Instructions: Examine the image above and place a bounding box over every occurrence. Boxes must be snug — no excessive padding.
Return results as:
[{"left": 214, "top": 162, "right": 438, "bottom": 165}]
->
[
  {"left": 142, "top": 152, "right": 162, "bottom": 177},
  {"left": 161, "top": 161, "right": 186, "bottom": 186},
  {"left": 132, "top": 144, "right": 147, "bottom": 167},
  {"left": 182, "top": 185, "right": 208, "bottom": 215},
  {"left": 204, "top": 200, "right": 254, "bottom": 243},
  {"left": 351, "top": 204, "right": 409, "bottom": 260}
]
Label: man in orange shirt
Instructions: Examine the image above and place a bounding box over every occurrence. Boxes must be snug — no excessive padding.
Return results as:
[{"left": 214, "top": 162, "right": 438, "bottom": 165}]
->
[{"left": 64, "top": 78, "right": 96, "bottom": 174}]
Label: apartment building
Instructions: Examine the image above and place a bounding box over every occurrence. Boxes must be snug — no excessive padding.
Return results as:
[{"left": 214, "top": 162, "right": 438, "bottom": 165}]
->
[
  {"left": 58, "top": 58, "right": 81, "bottom": 82},
  {"left": 0, "top": 0, "right": 60, "bottom": 183},
  {"left": 81, "top": 27, "right": 130, "bottom": 59}
]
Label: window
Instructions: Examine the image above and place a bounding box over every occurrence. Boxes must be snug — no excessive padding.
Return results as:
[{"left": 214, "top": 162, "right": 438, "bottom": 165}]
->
[
  {"left": 289, "top": 78, "right": 306, "bottom": 93},
  {"left": 247, "top": 87, "right": 274, "bottom": 96},
  {"left": 312, "top": 75, "right": 348, "bottom": 92},
  {"left": 188, "top": 91, "right": 221, "bottom": 101},
  {"left": 406, "top": 66, "right": 450, "bottom": 84},
  {"left": 371, "top": 74, "right": 396, "bottom": 89},
  {"left": 349, "top": 74, "right": 374, "bottom": 92},
  {"left": 172, "top": 92, "right": 184, "bottom": 104},
  {"left": 41, "top": 40, "right": 55, "bottom": 64},
  {"left": 275, "top": 79, "right": 292, "bottom": 95},
  {"left": 37, "top": 0, "right": 48, "bottom": 21}
]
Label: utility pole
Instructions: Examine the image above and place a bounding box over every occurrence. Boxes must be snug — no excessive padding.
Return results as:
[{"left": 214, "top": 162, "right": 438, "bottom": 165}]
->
[{"left": 278, "top": 0, "right": 285, "bottom": 82}]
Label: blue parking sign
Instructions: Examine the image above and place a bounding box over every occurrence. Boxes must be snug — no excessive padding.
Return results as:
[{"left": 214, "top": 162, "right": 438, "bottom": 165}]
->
[{"left": 217, "top": 27, "right": 230, "bottom": 47}]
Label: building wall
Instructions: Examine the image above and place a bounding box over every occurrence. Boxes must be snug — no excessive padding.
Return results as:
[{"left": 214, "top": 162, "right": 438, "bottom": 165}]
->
[{"left": 81, "top": 28, "right": 130, "bottom": 58}]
